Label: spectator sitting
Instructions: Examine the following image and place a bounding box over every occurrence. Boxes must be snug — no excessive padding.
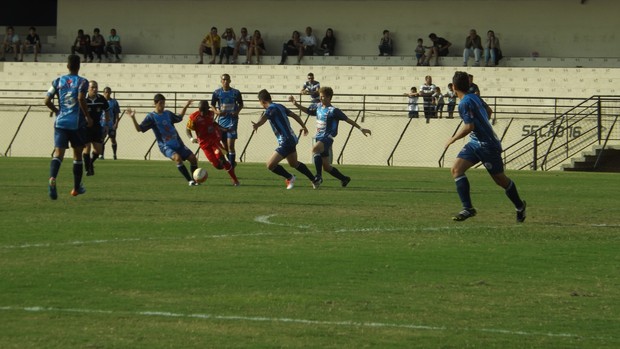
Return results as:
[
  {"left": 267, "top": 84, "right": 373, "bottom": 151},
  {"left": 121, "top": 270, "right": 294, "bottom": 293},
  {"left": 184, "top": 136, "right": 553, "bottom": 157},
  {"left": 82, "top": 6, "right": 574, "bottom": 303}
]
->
[
  {"left": 414, "top": 38, "right": 426, "bottom": 66},
  {"left": 316, "top": 28, "right": 336, "bottom": 56},
  {"left": 279, "top": 30, "right": 302, "bottom": 65},
  {"left": 1, "top": 26, "right": 21, "bottom": 61},
  {"left": 90, "top": 28, "right": 106, "bottom": 63},
  {"left": 198, "top": 27, "right": 221, "bottom": 64},
  {"left": 245, "top": 30, "right": 265, "bottom": 65},
  {"left": 300, "top": 26, "right": 317, "bottom": 61},
  {"left": 422, "top": 33, "right": 451, "bottom": 66},
  {"left": 463, "top": 29, "right": 483, "bottom": 67},
  {"left": 71, "top": 29, "right": 91, "bottom": 63},
  {"left": 378, "top": 30, "right": 393, "bottom": 56},
  {"left": 219, "top": 28, "right": 236, "bottom": 64},
  {"left": 232, "top": 27, "right": 250, "bottom": 64},
  {"left": 484, "top": 30, "right": 502, "bottom": 66},
  {"left": 20, "top": 26, "right": 41, "bottom": 62},
  {"left": 105, "top": 28, "right": 122, "bottom": 63}
]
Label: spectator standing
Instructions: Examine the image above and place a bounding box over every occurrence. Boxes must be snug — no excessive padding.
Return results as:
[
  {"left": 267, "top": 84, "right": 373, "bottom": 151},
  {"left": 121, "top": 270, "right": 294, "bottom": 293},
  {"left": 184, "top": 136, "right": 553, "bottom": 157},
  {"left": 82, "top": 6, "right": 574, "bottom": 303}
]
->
[
  {"left": 44, "top": 54, "right": 91, "bottom": 199},
  {"left": 252, "top": 89, "right": 317, "bottom": 190},
  {"left": 423, "top": 33, "right": 451, "bottom": 66},
  {"left": 404, "top": 87, "right": 419, "bottom": 118},
  {"left": 20, "top": 26, "right": 41, "bottom": 62},
  {"left": 246, "top": 30, "right": 265, "bottom": 64},
  {"left": 279, "top": 30, "right": 302, "bottom": 65},
  {"left": 211, "top": 73, "right": 244, "bottom": 168},
  {"left": 468, "top": 74, "right": 480, "bottom": 95},
  {"left": 419, "top": 75, "right": 437, "bottom": 123},
  {"left": 105, "top": 28, "right": 122, "bottom": 62},
  {"left": 317, "top": 28, "right": 336, "bottom": 56},
  {"left": 232, "top": 27, "right": 250, "bottom": 64},
  {"left": 127, "top": 96, "right": 199, "bottom": 186},
  {"left": 378, "top": 30, "right": 393, "bottom": 56},
  {"left": 1, "top": 26, "right": 21, "bottom": 61},
  {"left": 484, "top": 30, "right": 501, "bottom": 66},
  {"left": 463, "top": 29, "right": 483, "bottom": 66},
  {"left": 71, "top": 29, "right": 91, "bottom": 63},
  {"left": 433, "top": 87, "right": 445, "bottom": 119},
  {"left": 101, "top": 86, "right": 121, "bottom": 160},
  {"left": 90, "top": 28, "right": 106, "bottom": 63},
  {"left": 219, "top": 28, "right": 236, "bottom": 64},
  {"left": 446, "top": 83, "right": 457, "bottom": 119},
  {"left": 444, "top": 71, "right": 526, "bottom": 222},
  {"left": 198, "top": 27, "right": 221, "bottom": 64},
  {"left": 414, "top": 38, "right": 425, "bottom": 66},
  {"left": 301, "top": 72, "right": 321, "bottom": 104}
]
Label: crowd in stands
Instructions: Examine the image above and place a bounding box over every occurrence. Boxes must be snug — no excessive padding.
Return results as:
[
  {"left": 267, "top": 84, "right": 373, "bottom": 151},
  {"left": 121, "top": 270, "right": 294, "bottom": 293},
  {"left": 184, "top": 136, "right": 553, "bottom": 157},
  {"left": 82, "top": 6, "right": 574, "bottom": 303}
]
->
[{"left": 1, "top": 25, "right": 502, "bottom": 67}]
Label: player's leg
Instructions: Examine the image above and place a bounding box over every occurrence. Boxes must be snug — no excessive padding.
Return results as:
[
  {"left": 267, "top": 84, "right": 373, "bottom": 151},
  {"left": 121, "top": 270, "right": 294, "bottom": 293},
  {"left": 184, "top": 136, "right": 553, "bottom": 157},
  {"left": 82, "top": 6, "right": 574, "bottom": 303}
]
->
[
  {"left": 268, "top": 147, "right": 295, "bottom": 189},
  {"left": 82, "top": 141, "right": 93, "bottom": 175},
  {"left": 311, "top": 140, "right": 326, "bottom": 180},
  {"left": 207, "top": 145, "right": 239, "bottom": 185},
  {"left": 110, "top": 132, "right": 118, "bottom": 159},
  {"left": 49, "top": 131, "right": 67, "bottom": 200},
  {"left": 168, "top": 148, "right": 194, "bottom": 184},
  {"left": 285, "top": 147, "right": 315, "bottom": 183},
  {"left": 186, "top": 152, "right": 198, "bottom": 175},
  {"left": 490, "top": 172, "right": 526, "bottom": 222},
  {"left": 90, "top": 141, "right": 103, "bottom": 175},
  {"left": 70, "top": 144, "right": 86, "bottom": 196},
  {"left": 451, "top": 145, "right": 478, "bottom": 221}
]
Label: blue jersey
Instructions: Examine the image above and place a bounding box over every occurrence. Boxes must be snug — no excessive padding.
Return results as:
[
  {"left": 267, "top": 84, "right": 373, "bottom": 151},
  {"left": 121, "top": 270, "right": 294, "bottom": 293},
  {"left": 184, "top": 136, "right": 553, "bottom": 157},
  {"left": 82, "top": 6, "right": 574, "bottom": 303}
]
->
[
  {"left": 309, "top": 105, "right": 348, "bottom": 139},
  {"left": 458, "top": 94, "right": 501, "bottom": 150},
  {"left": 46, "top": 74, "right": 89, "bottom": 130},
  {"left": 138, "top": 110, "right": 186, "bottom": 153},
  {"left": 264, "top": 103, "right": 298, "bottom": 146},
  {"left": 101, "top": 98, "right": 120, "bottom": 128},
  {"left": 211, "top": 87, "right": 243, "bottom": 129}
]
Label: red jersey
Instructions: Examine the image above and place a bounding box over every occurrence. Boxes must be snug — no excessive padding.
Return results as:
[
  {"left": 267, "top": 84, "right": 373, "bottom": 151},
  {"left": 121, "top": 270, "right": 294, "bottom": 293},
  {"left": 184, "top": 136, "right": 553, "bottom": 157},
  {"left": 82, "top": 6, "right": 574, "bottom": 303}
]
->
[{"left": 187, "top": 110, "right": 221, "bottom": 146}]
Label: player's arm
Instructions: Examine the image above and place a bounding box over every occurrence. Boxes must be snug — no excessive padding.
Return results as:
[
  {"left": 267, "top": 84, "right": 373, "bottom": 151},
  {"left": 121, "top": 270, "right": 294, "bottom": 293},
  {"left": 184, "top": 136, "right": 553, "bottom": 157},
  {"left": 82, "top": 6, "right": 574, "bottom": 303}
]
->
[
  {"left": 126, "top": 108, "right": 142, "bottom": 132},
  {"left": 344, "top": 117, "right": 371, "bottom": 136},
  {"left": 445, "top": 122, "right": 474, "bottom": 149},
  {"left": 210, "top": 94, "right": 220, "bottom": 116},
  {"left": 179, "top": 99, "right": 193, "bottom": 117},
  {"left": 44, "top": 95, "right": 58, "bottom": 115},
  {"left": 288, "top": 95, "right": 311, "bottom": 115},
  {"left": 78, "top": 91, "right": 92, "bottom": 127},
  {"left": 251, "top": 112, "right": 268, "bottom": 131},
  {"left": 287, "top": 109, "right": 308, "bottom": 136}
]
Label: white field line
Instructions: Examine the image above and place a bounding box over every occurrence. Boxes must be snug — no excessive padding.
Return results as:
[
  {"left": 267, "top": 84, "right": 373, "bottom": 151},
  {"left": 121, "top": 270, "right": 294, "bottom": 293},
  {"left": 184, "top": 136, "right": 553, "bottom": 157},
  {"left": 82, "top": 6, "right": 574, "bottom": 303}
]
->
[{"left": 0, "top": 305, "right": 585, "bottom": 339}]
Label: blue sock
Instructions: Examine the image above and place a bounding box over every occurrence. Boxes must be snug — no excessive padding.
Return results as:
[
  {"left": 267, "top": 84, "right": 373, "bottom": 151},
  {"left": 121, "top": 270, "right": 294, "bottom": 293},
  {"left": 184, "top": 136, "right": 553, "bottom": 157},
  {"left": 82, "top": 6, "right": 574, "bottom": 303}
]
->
[
  {"left": 455, "top": 175, "right": 473, "bottom": 209},
  {"left": 228, "top": 152, "right": 236, "bottom": 165},
  {"left": 50, "top": 157, "right": 62, "bottom": 178},
  {"left": 177, "top": 164, "right": 192, "bottom": 181},
  {"left": 505, "top": 180, "right": 524, "bottom": 209},
  {"left": 313, "top": 153, "right": 323, "bottom": 178},
  {"left": 72, "top": 160, "right": 83, "bottom": 190},
  {"left": 271, "top": 164, "right": 292, "bottom": 179}
]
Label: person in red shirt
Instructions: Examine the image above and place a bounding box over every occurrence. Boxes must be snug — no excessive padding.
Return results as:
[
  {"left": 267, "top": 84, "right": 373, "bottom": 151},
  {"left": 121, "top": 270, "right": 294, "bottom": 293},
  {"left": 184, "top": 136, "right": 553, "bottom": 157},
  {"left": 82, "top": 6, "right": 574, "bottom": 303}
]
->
[{"left": 186, "top": 100, "right": 239, "bottom": 186}]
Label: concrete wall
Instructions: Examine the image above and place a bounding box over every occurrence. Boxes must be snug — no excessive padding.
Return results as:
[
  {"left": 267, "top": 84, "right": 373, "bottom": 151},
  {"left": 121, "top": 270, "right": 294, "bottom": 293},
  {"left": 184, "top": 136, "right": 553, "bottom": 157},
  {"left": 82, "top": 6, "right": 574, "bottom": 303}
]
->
[{"left": 56, "top": 0, "right": 620, "bottom": 58}]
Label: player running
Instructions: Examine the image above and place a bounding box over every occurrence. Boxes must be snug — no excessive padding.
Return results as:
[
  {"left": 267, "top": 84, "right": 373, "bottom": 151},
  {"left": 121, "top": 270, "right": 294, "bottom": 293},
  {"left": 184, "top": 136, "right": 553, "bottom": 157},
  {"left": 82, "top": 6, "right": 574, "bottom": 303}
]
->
[{"left": 185, "top": 100, "right": 240, "bottom": 186}]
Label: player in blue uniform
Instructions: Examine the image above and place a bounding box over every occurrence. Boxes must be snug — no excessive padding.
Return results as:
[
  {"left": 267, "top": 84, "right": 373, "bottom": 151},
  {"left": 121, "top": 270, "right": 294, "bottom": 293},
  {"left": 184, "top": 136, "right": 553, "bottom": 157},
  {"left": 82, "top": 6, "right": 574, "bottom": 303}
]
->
[
  {"left": 211, "top": 73, "right": 243, "bottom": 168},
  {"left": 252, "top": 89, "right": 317, "bottom": 189},
  {"left": 44, "top": 54, "right": 92, "bottom": 199},
  {"left": 127, "top": 94, "right": 199, "bottom": 186},
  {"left": 101, "top": 86, "right": 121, "bottom": 160},
  {"left": 290, "top": 86, "right": 371, "bottom": 188},
  {"left": 445, "top": 71, "right": 526, "bottom": 222}
]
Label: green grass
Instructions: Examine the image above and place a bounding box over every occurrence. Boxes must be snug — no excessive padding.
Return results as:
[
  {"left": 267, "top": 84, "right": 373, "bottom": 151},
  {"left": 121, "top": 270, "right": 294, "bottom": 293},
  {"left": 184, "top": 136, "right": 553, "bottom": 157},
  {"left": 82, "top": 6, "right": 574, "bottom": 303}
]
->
[{"left": 0, "top": 157, "right": 619, "bottom": 348}]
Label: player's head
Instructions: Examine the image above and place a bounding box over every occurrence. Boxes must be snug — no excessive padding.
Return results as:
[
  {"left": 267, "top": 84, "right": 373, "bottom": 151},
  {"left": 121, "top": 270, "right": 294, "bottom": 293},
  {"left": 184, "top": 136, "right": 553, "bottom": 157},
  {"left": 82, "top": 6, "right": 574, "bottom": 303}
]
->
[
  {"left": 67, "top": 54, "right": 81, "bottom": 73},
  {"left": 319, "top": 86, "right": 334, "bottom": 105},
  {"left": 221, "top": 74, "right": 231, "bottom": 89},
  {"left": 154, "top": 94, "right": 166, "bottom": 110},
  {"left": 103, "top": 86, "right": 112, "bottom": 99},
  {"left": 258, "top": 89, "right": 272, "bottom": 103},
  {"left": 198, "top": 100, "right": 210, "bottom": 114},
  {"left": 452, "top": 71, "right": 470, "bottom": 93}
]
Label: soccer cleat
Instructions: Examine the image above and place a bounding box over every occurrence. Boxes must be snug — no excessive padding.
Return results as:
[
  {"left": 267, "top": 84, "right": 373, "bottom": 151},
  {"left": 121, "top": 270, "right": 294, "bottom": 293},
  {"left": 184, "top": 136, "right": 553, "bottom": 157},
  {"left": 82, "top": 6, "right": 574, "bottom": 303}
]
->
[
  {"left": 453, "top": 208, "right": 477, "bottom": 221},
  {"left": 285, "top": 175, "right": 296, "bottom": 190},
  {"left": 70, "top": 184, "right": 86, "bottom": 197},
  {"left": 189, "top": 180, "right": 199, "bottom": 186},
  {"left": 312, "top": 176, "right": 323, "bottom": 190},
  {"left": 341, "top": 176, "right": 351, "bottom": 187},
  {"left": 516, "top": 201, "right": 527, "bottom": 223},
  {"left": 232, "top": 180, "right": 240, "bottom": 187},
  {"left": 48, "top": 177, "right": 58, "bottom": 200}
]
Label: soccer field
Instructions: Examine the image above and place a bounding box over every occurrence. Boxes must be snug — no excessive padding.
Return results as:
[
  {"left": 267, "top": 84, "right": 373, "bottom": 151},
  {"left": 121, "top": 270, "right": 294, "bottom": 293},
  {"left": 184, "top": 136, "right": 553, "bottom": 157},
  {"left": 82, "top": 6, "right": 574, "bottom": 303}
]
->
[{"left": 0, "top": 157, "right": 618, "bottom": 348}]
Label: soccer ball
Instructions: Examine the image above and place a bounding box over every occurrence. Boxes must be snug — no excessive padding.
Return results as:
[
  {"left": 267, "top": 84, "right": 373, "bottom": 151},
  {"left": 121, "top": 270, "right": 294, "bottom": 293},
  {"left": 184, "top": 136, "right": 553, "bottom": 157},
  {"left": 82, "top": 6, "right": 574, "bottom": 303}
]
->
[{"left": 193, "top": 168, "right": 208, "bottom": 183}]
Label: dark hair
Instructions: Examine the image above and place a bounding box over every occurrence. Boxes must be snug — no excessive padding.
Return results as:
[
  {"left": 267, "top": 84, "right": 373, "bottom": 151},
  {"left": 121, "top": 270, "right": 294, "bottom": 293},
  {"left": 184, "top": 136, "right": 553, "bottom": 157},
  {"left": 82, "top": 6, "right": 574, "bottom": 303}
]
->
[
  {"left": 103, "top": 86, "right": 112, "bottom": 93},
  {"left": 67, "top": 54, "right": 81, "bottom": 71},
  {"left": 319, "top": 86, "right": 333, "bottom": 98},
  {"left": 154, "top": 93, "right": 166, "bottom": 104},
  {"left": 258, "top": 89, "right": 271, "bottom": 102},
  {"left": 199, "top": 100, "right": 210, "bottom": 113},
  {"left": 94, "top": 28, "right": 100, "bottom": 33},
  {"left": 429, "top": 33, "right": 437, "bottom": 39},
  {"left": 452, "top": 71, "right": 470, "bottom": 93},
  {"left": 307, "top": 72, "right": 314, "bottom": 77},
  {"left": 383, "top": 30, "right": 389, "bottom": 35}
]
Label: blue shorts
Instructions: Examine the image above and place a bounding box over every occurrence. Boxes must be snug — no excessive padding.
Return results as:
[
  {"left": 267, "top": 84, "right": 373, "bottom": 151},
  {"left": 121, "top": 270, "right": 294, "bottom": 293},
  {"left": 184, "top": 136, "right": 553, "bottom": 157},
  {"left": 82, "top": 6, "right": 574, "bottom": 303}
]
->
[
  {"left": 275, "top": 141, "right": 297, "bottom": 158},
  {"left": 54, "top": 127, "right": 87, "bottom": 149},
  {"left": 316, "top": 136, "right": 334, "bottom": 157},
  {"left": 457, "top": 142, "right": 504, "bottom": 175},
  {"left": 219, "top": 118, "right": 238, "bottom": 140},
  {"left": 161, "top": 144, "right": 193, "bottom": 160}
]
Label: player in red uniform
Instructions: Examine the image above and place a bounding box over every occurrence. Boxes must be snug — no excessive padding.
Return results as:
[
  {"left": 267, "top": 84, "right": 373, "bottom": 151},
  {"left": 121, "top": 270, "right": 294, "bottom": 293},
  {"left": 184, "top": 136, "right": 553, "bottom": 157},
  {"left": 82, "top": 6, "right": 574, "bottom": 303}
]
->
[{"left": 186, "top": 100, "right": 240, "bottom": 186}]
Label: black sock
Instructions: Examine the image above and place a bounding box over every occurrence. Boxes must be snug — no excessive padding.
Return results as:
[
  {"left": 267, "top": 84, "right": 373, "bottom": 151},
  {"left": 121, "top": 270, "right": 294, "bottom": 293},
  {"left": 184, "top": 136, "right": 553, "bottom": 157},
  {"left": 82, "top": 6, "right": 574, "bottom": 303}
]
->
[
  {"left": 177, "top": 164, "right": 192, "bottom": 181},
  {"left": 295, "top": 162, "right": 315, "bottom": 181},
  {"left": 50, "top": 157, "right": 62, "bottom": 178},
  {"left": 73, "top": 160, "right": 83, "bottom": 190},
  {"left": 271, "top": 164, "right": 292, "bottom": 179},
  {"left": 326, "top": 167, "right": 346, "bottom": 181}
]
